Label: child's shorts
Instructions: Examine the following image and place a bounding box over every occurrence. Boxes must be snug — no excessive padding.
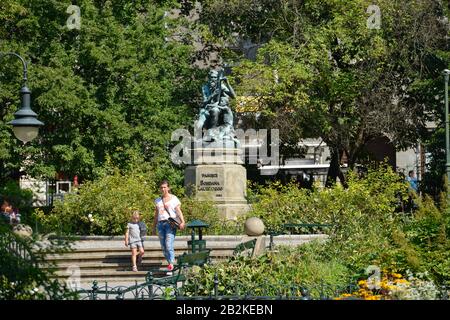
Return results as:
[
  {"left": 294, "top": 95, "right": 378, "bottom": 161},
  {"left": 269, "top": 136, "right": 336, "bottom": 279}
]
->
[{"left": 130, "top": 242, "right": 144, "bottom": 249}]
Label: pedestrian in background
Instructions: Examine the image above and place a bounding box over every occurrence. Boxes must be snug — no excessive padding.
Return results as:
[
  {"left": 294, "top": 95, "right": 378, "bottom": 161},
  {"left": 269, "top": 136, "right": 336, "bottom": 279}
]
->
[
  {"left": 124, "top": 211, "right": 145, "bottom": 272},
  {"left": 152, "top": 180, "right": 185, "bottom": 272}
]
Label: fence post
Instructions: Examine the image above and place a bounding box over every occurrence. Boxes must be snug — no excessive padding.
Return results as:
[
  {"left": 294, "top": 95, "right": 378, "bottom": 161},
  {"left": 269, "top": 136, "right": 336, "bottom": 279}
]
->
[
  {"left": 135, "top": 280, "right": 138, "bottom": 299},
  {"left": 92, "top": 281, "right": 98, "bottom": 300},
  {"left": 105, "top": 281, "right": 109, "bottom": 300},
  {"left": 146, "top": 272, "right": 153, "bottom": 298},
  {"left": 214, "top": 273, "right": 219, "bottom": 299},
  {"left": 441, "top": 286, "right": 449, "bottom": 300},
  {"left": 300, "top": 287, "right": 310, "bottom": 300}
]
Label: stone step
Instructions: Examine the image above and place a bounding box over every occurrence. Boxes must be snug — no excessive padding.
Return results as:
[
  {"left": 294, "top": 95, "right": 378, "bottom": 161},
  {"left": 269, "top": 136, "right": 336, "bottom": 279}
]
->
[
  {"left": 64, "top": 243, "right": 240, "bottom": 252},
  {"left": 69, "top": 279, "right": 166, "bottom": 291},
  {"left": 56, "top": 235, "right": 325, "bottom": 248},
  {"left": 55, "top": 269, "right": 150, "bottom": 278},
  {"left": 42, "top": 234, "right": 328, "bottom": 290},
  {"left": 45, "top": 249, "right": 233, "bottom": 262},
  {"left": 69, "top": 278, "right": 149, "bottom": 288},
  {"left": 44, "top": 258, "right": 227, "bottom": 272},
  {"left": 53, "top": 268, "right": 179, "bottom": 278},
  {"left": 43, "top": 260, "right": 162, "bottom": 270},
  {"left": 56, "top": 236, "right": 248, "bottom": 249},
  {"left": 46, "top": 246, "right": 232, "bottom": 254}
]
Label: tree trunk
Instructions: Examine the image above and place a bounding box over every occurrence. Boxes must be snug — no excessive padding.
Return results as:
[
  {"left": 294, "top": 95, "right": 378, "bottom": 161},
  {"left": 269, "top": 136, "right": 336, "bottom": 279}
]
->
[{"left": 325, "top": 147, "right": 348, "bottom": 188}]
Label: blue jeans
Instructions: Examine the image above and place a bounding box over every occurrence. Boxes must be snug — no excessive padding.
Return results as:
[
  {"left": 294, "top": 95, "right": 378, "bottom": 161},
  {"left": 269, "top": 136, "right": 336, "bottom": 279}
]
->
[{"left": 157, "top": 221, "right": 176, "bottom": 264}]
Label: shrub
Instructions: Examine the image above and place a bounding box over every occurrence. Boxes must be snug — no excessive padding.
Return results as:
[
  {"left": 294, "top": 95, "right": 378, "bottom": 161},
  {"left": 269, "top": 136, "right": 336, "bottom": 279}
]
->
[
  {"left": 245, "top": 165, "right": 450, "bottom": 287},
  {"left": 0, "top": 222, "right": 76, "bottom": 299},
  {"left": 179, "top": 198, "right": 240, "bottom": 235},
  {"left": 337, "top": 271, "right": 440, "bottom": 300},
  {"left": 404, "top": 194, "right": 450, "bottom": 285},
  {"left": 34, "top": 168, "right": 158, "bottom": 235},
  {"left": 246, "top": 166, "right": 410, "bottom": 274},
  {"left": 34, "top": 166, "right": 222, "bottom": 236},
  {"left": 182, "top": 242, "right": 351, "bottom": 298},
  {"left": 0, "top": 180, "right": 34, "bottom": 225}
]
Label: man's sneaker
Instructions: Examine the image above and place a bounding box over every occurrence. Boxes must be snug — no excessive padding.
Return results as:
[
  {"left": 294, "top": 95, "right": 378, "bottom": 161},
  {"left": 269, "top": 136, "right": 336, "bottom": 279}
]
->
[{"left": 167, "top": 263, "right": 174, "bottom": 271}]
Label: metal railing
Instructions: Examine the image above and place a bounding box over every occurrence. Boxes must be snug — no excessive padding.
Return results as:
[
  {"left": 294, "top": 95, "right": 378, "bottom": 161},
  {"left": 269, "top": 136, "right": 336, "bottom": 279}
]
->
[
  {"left": 0, "top": 227, "right": 35, "bottom": 266},
  {"left": 74, "top": 272, "right": 360, "bottom": 300},
  {"left": 74, "top": 277, "right": 450, "bottom": 300}
]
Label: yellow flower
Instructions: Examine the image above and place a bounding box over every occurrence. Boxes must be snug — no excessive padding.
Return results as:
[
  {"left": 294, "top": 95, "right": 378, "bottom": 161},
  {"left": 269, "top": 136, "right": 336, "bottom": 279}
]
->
[
  {"left": 394, "top": 279, "right": 409, "bottom": 284},
  {"left": 358, "top": 280, "right": 367, "bottom": 286},
  {"left": 335, "top": 293, "right": 353, "bottom": 300},
  {"left": 365, "top": 295, "right": 382, "bottom": 300},
  {"left": 341, "top": 293, "right": 352, "bottom": 297}
]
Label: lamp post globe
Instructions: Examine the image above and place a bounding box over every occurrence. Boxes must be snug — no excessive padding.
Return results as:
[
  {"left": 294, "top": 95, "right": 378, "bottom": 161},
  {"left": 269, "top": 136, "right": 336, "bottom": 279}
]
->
[
  {"left": 1, "top": 52, "right": 44, "bottom": 143},
  {"left": 8, "top": 85, "right": 44, "bottom": 143}
]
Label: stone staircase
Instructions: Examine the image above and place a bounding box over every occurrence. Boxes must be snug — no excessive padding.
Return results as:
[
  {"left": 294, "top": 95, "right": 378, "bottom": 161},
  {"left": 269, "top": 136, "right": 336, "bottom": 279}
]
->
[{"left": 43, "top": 234, "right": 327, "bottom": 289}]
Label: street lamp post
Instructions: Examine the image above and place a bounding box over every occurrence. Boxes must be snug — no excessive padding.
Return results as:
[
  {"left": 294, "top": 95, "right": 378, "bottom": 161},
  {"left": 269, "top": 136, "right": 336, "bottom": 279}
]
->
[
  {"left": 0, "top": 52, "right": 43, "bottom": 143},
  {"left": 444, "top": 69, "right": 450, "bottom": 190}
]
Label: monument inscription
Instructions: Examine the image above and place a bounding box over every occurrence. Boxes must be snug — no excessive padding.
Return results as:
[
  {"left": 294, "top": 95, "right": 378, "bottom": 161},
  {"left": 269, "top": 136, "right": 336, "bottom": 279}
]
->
[{"left": 198, "top": 172, "right": 223, "bottom": 197}]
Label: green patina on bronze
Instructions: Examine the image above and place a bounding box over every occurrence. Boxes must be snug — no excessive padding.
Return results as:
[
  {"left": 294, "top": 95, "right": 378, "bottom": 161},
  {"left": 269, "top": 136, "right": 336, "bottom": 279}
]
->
[{"left": 195, "top": 68, "right": 240, "bottom": 147}]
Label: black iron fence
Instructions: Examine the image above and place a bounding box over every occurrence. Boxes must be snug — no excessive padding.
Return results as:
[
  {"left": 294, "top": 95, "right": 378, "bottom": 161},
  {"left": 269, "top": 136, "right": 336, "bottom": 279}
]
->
[
  {"left": 0, "top": 227, "right": 35, "bottom": 266},
  {"left": 73, "top": 273, "right": 355, "bottom": 300},
  {"left": 74, "top": 271, "right": 450, "bottom": 300}
]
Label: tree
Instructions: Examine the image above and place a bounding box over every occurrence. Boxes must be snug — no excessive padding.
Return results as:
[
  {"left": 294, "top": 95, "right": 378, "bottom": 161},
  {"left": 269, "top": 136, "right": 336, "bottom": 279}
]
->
[
  {"left": 195, "top": 0, "right": 450, "bottom": 186},
  {"left": 0, "top": 222, "right": 76, "bottom": 299},
  {"left": 0, "top": 0, "right": 203, "bottom": 186}
]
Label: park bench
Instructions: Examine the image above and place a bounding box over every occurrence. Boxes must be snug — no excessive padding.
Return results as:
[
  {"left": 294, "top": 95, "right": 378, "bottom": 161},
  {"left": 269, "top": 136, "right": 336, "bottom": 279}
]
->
[
  {"left": 148, "top": 249, "right": 211, "bottom": 289},
  {"left": 282, "top": 223, "right": 334, "bottom": 234},
  {"left": 267, "top": 223, "right": 335, "bottom": 250},
  {"left": 232, "top": 238, "right": 257, "bottom": 258}
]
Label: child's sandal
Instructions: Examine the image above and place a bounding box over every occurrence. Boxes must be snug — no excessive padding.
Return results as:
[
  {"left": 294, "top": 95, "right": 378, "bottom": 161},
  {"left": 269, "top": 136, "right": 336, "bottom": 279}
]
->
[{"left": 132, "top": 265, "right": 138, "bottom": 272}]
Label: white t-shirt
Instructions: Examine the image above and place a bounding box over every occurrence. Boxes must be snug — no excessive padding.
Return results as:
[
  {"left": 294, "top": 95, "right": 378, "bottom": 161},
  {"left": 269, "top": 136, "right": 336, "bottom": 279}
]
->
[{"left": 155, "top": 195, "right": 181, "bottom": 222}]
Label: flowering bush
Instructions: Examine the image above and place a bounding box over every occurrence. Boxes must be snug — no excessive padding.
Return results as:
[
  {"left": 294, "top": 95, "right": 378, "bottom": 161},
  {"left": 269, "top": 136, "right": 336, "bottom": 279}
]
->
[
  {"left": 247, "top": 166, "right": 411, "bottom": 273},
  {"left": 247, "top": 166, "right": 450, "bottom": 288},
  {"left": 336, "top": 271, "right": 440, "bottom": 300}
]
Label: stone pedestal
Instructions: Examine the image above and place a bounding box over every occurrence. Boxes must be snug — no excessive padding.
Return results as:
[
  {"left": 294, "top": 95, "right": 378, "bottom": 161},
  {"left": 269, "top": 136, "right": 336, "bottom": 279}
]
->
[
  {"left": 185, "top": 148, "right": 250, "bottom": 220},
  {"left": 190, "top": 147, "right": 244, "bottom": 165}
]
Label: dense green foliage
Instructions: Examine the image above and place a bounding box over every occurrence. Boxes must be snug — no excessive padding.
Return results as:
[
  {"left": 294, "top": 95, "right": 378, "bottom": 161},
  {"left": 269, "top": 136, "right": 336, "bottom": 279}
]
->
[
  {"left": 197, "top": 0, "right": 450, "bottom": 184},
  {"left": 421, "top": 128, "right": 448, "bottom": 200},
  {"left": 0, "top": 0, "right": 203, "bottom": 186},
  {"left": 179, "top": 197, "right": 241, "bottom": 235},
  {"left": 0, "top": 180, "right": 33, "bottom": 224},
  {"left": 183, "top": 167, "right": 450, "bottom": 296},
  {"left": 34, "top": 165, "right": 158, "bottom": 235},
  {"left": 32, "top": 165, "right": 450, "bottom": 289},
  {"left": 183, "top": 243, "right": 351, "bottom": 298},
  {"left": 404, "top": 195, "right": 450, "bottom": 285},
  {"left": 0, "top": 222, "right": 75, "bottom": 299},
  {"left": 34, "top": 163, "right": 235, "bottom": 236},
  {"left": 1, "top": 0, "right": 450, "bottom": 299}
]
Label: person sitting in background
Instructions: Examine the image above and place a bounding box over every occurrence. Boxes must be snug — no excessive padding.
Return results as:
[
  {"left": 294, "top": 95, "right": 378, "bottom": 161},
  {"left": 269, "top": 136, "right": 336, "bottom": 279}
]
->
[
  {"left": 406, "top": 170, "right": 418, "bottom": 193},
  {"left": 0, "top": 200, "right": 9, "bottom": 224},
  {"left": 0, "top": 199, "right": 20, "bottom": 225}
]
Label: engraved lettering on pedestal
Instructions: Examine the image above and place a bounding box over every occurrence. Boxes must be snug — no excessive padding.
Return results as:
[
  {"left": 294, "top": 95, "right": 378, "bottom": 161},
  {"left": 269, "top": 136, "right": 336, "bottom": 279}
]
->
[{"left": 197, "top": 172, "right": 223, "bottom": 197}]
